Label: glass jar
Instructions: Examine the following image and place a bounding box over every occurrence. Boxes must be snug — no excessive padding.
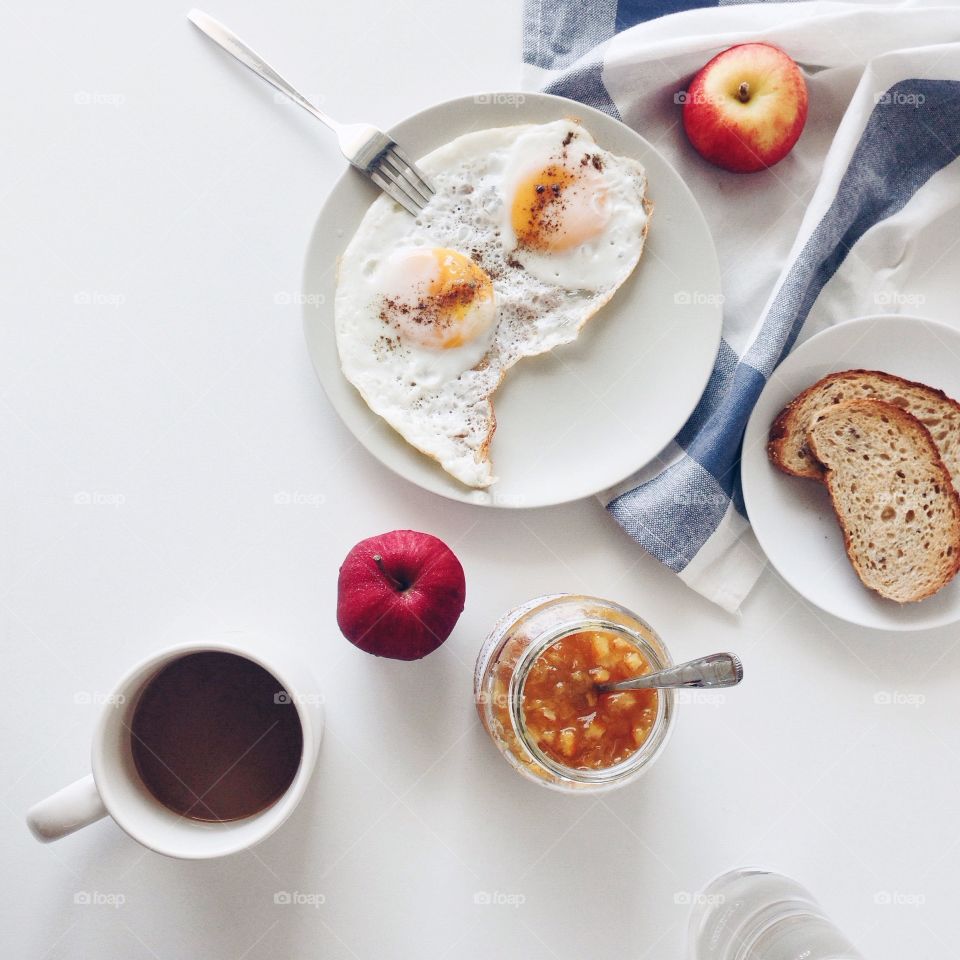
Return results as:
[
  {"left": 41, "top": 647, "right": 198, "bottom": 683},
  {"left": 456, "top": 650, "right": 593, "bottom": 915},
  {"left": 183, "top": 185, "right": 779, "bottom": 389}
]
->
[
  {"left": 687, "top": 868, "right": 865, "bottom": 960},
  {"left": 474, "top": 594, "right": 675, "bottom": 793}
]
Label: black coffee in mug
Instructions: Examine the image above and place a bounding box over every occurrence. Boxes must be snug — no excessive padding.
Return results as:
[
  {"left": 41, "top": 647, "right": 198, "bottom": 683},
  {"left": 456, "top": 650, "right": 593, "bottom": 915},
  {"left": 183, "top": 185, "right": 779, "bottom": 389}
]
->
[{"left": 129, "top": 652, "right": 303, "bottom": 822}]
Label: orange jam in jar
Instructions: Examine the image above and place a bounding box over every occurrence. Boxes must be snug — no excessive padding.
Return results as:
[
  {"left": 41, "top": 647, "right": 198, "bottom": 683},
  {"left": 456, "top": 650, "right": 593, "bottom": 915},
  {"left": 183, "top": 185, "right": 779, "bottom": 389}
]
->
[
  {"left": 521, "top": 630, "right": 658, "bottom": 769},
  {"left": 474, "top": 595, "right": 674, "bottom": 793}
]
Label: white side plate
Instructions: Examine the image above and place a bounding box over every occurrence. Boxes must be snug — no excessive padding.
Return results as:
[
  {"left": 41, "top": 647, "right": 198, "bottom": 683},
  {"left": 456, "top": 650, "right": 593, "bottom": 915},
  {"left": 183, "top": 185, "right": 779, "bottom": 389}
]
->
[{"left": 742, "top": 314, "right": 960, "bottom": 631}]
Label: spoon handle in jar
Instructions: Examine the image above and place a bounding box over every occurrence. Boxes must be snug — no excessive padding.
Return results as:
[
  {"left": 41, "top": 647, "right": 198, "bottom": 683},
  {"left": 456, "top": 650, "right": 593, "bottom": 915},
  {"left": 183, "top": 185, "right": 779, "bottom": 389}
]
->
[{"left": 598, "top": 653, "right": 743, "bottom": 692}]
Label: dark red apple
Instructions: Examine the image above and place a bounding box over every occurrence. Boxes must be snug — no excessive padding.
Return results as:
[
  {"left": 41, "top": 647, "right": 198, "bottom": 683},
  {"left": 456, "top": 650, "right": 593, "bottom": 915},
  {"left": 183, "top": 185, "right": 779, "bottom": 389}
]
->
[
  {"left": 682, "top": 42, "right": 808, "bottom": 173},
  {"left": 336, "top": 530, "right": 466, "bottom": 660}
]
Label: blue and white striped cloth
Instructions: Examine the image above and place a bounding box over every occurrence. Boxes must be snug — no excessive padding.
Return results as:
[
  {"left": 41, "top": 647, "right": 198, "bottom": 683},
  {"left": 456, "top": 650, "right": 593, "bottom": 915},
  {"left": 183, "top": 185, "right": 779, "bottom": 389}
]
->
[{"left": 524, "top": 0, "right": 960, "bottom": 611}]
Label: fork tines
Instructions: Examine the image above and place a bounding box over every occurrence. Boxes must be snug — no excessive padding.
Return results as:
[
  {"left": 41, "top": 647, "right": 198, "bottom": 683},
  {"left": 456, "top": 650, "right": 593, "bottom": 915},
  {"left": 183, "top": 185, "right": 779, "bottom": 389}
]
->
[{"left": 371, "top": 143, "right": 435, "bottom": 216}]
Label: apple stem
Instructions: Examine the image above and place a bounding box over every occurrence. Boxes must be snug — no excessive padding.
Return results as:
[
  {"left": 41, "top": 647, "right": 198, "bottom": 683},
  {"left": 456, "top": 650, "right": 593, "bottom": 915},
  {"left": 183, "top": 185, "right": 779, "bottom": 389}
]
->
[
  {"left": 372, "top": 554, "right": 407, "bottom": 591},
  {"left": 737, "top": 81, "right": 750, "bottom": 103}
]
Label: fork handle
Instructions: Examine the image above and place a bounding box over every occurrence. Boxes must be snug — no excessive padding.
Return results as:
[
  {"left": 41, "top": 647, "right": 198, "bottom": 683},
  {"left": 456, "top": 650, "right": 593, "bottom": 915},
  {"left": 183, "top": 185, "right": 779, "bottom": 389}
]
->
[{"left": 188, "top": 9, "right": 340, "bottom": 133}]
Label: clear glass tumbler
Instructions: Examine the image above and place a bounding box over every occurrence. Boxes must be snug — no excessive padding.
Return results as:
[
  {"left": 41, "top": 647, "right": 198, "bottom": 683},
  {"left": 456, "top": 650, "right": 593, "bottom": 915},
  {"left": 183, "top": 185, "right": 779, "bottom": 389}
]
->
[{"left": 688, "top": 868, "right": 865, "bottom": 960}]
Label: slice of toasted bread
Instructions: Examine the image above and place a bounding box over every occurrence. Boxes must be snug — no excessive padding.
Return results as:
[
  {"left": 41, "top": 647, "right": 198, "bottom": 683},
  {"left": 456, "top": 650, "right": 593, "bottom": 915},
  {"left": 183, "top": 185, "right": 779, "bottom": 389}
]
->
[
  {"left": 806, "top": 399, "right": 960, "bottom": 603},
  {"left": 768, "top": 370, "right": 960, "bottom": 486}
]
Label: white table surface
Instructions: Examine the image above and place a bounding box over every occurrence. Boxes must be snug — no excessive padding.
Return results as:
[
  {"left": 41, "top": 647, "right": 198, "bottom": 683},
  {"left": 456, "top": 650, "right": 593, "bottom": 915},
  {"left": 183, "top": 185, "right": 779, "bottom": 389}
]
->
[{"left": 4, "top": 2, "right": 960, "bottom": 958}]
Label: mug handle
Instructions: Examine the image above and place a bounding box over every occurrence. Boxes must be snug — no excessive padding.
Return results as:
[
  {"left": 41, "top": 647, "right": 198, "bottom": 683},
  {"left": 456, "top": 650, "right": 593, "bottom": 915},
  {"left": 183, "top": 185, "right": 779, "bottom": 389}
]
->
[{"left": 27, "top": 775, "right": 108, "bottom": 842}]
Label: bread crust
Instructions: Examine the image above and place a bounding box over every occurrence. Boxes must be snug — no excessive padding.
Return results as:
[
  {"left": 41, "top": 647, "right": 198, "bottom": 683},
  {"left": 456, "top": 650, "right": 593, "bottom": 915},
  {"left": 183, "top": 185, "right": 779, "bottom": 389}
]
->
[
  {"left": 768, "top": 368, "right": 960, "bottom": 482},
  {"left": 807, "top": 398, "right": 960, "bottom": 603}
]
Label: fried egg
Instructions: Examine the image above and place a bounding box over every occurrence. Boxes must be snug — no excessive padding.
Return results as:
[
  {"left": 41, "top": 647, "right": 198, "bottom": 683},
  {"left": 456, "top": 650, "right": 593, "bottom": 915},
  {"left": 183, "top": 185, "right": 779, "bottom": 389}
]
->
[{"left": 334, "top": 118, "right": 651, "bottom": 488}]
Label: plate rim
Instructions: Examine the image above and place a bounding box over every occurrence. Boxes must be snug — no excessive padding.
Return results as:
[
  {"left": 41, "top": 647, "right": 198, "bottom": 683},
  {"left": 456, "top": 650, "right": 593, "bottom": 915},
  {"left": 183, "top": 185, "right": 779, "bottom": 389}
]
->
[
  {"left": 742, "top": 312, "right": 960, "bottom": 632},
  {"left": 302, "top": 89, "right": 722, "bottom": 509}
]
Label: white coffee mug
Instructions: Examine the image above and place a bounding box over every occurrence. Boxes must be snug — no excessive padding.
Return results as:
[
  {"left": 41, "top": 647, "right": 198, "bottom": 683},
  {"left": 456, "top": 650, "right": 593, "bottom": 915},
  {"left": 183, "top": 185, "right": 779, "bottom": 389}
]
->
[{"left": 26, "top": 636, "right": 324, "bottom": 859}]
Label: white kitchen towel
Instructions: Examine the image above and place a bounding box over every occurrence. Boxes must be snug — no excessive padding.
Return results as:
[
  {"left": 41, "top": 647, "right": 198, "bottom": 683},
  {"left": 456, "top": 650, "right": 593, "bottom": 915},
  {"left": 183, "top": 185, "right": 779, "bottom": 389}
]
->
[{"left": 524, "top": 0, "right": 960, "bottom": 612}]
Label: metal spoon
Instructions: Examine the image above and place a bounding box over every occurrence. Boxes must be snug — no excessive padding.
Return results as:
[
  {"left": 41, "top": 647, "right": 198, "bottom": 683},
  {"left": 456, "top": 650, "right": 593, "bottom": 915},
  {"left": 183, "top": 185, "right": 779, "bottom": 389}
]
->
[{"left": 596, "top": 652, "right": 743, "bottom": 693}]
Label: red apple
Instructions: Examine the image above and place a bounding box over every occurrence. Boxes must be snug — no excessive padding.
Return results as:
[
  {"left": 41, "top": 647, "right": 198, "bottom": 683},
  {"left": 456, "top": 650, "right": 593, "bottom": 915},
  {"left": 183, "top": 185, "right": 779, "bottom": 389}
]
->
[
  {"left": 682, "top": 42, "right": 808, "bottom": 173},
  {"left": 336, "top": 530, "right": 466, "bottom": 660}
]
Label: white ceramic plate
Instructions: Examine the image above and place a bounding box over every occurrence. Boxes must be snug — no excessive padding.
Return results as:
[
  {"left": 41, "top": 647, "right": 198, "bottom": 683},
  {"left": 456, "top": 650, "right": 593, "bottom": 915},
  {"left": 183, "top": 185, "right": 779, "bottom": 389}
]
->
[
  {"left": 742, "top": 315, "right": 960, "bottom": 631},
  {"left": 302, "top": 92, "right": 722, "bottom": 508}
]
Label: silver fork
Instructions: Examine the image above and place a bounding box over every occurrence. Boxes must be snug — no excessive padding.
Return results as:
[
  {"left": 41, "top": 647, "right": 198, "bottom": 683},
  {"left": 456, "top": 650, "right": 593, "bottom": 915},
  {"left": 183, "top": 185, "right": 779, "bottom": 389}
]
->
[{"left": 187, "top": 9, "right": 435, "bottom": 216}]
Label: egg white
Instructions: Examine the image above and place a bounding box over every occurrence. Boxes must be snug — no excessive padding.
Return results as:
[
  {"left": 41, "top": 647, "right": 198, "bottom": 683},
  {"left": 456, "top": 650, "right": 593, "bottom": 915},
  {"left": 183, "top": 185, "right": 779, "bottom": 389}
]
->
[
  {"left": 334, "top": 119, "right": 651, "bottom": 489},
  {"left": 498, "top": 123, "right": 651, "bottom": 290}
]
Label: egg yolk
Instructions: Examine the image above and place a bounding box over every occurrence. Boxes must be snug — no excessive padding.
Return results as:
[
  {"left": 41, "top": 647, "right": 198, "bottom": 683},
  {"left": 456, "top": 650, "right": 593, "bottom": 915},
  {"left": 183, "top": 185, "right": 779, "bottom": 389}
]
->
[
  {"left": 390, "top": 248, "right": 496, "bottom": 350},
  {"left": 511, "top": 165, "right": 609, "bottom": 252}
]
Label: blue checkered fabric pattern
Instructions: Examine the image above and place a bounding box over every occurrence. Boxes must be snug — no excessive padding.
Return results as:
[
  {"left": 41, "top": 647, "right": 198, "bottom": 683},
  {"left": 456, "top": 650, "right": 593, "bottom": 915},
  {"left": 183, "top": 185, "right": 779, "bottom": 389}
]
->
[{"left": 523, "top": 0, "right": 960, "bottom": 610}]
